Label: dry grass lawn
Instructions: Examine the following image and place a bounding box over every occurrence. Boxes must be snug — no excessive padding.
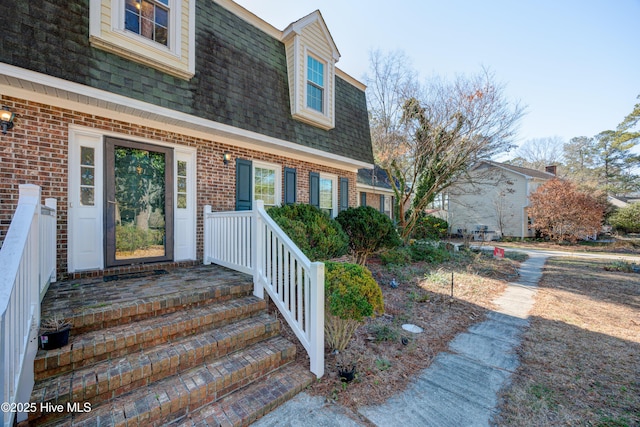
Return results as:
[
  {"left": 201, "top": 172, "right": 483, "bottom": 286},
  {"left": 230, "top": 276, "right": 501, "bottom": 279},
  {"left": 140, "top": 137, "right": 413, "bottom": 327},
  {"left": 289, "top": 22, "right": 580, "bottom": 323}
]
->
[{"left": 493, "top": 257, "right": 640, "bottom": 426}]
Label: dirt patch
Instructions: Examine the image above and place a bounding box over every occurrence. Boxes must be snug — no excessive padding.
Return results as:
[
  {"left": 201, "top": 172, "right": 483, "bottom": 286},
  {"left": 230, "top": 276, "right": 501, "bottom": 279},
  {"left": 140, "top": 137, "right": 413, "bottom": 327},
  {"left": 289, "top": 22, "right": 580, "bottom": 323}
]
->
[
  {"left": 493, "top": 257, "right": 640, "bottom": 426},
  {"left": 269, "top": 249, "right": 523, "bottom": 414}
]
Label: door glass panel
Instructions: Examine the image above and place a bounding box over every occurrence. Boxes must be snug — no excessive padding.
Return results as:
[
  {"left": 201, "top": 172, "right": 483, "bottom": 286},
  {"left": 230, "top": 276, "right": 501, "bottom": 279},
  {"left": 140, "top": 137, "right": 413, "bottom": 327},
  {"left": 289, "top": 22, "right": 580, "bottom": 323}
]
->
[
  {"left": 177, "top": 160, "right": 187, "bottom": 209},
  {"left": 80, "top": 146, "right": 95, "bottom": 206},
  {"left": 114, "top": 146, "right": 166, "bottom": 260}
]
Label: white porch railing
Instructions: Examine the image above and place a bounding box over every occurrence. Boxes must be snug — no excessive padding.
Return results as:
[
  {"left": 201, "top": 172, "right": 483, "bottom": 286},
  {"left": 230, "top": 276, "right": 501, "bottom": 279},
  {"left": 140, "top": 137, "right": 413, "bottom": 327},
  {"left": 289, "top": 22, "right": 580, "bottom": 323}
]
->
[
  {"left": 0, "top": 184, "right": 57, "bottom": 427},
  {"left": 204, "top": 201, "right": 325, "bottom": 377}
]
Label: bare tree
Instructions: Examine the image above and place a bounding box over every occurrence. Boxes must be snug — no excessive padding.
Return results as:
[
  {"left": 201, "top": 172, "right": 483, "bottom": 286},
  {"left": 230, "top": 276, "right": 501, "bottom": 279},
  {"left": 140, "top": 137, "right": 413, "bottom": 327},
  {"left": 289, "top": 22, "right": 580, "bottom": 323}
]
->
[
  {"left": 364, "top": 49, "right": 419, "bottom": 181},
  {"left": 508, "top": 136, "right": 565, "bottom": 170},
  {"left": 391, "top": 69, "right": 525, "bottom": 240}
]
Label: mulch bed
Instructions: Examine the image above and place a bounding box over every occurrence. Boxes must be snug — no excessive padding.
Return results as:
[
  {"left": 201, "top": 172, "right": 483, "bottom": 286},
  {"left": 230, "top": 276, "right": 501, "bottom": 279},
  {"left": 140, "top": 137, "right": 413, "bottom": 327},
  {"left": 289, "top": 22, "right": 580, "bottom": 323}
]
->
[{"left": 268, "top": 250, "right": 523, "bottom": 415}]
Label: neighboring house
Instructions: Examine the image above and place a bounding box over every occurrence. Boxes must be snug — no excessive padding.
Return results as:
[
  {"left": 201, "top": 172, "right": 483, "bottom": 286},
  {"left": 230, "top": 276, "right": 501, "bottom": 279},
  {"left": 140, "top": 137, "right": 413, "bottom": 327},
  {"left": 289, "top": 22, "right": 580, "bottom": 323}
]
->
[
  {"left": 0, "top": 0, "right": 373, "bottom": 278},
  {"left": 357, "top": 166, "right": 396, "bottom": 219},
  {"left": 447, "top": 161, "right": 556, "bottom": 239}
]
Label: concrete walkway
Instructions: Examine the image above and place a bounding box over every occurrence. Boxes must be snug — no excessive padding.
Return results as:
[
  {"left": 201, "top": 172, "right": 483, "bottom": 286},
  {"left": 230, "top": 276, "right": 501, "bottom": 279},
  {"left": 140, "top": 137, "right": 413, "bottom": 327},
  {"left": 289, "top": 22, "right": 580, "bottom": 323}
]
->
[{"left": 250, "top": 251, "right": 553, "bottom": 426}]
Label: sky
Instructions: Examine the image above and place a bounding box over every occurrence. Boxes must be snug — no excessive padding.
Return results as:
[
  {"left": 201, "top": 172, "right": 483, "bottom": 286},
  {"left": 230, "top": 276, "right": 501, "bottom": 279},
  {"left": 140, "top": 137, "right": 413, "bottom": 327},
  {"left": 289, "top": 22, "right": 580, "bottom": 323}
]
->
[{"left": 234, "top": 0, "right": 640, "bottom": 154}]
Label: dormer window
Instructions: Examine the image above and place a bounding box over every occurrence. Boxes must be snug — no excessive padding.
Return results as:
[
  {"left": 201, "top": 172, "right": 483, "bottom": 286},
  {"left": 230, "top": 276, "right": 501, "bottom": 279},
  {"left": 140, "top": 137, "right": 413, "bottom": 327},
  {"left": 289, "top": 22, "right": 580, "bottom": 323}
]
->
[
  {"left": 282, "top": 11, "right": 339, "bottom": 130},
  {"left": 125, "top": 0, "right": 169, "bottom": 46},
  {"left": 307, "top": 55, "right": 325, "bottom": 113}
]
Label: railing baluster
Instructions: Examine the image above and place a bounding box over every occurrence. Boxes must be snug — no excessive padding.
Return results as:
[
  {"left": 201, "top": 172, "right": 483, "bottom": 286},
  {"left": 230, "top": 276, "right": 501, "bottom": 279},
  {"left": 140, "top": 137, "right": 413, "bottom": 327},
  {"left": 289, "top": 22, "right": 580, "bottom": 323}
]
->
[
  {"left": 201, "top": 201, "right": 324, "bottom": 377},
  {"left": 1, "top": 184, "right": 57, "bottom": 426}
]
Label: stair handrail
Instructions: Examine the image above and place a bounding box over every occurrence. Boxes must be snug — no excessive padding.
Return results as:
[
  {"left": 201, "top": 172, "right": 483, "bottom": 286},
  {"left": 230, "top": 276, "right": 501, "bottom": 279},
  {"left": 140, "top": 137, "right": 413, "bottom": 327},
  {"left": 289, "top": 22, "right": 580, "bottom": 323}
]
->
[
  {"left": 0, "top": 184, "right": 57, "bottom": 427},
  {"left": 203, "top": 201, "right": 324, "bottom": 378}
]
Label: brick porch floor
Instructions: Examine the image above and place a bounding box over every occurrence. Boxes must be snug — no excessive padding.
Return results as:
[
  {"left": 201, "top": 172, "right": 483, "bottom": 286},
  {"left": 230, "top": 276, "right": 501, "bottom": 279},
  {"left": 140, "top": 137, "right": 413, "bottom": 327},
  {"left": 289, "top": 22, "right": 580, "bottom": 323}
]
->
[{"left": 31, "top": 264, "right": 314, "bottom": 426}]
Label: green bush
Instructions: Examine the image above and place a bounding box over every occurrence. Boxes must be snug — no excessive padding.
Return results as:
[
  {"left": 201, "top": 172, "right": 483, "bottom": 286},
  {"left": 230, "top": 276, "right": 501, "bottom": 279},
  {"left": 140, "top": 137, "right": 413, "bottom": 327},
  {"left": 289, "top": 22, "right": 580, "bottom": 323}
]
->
[
  {"left": 336, "top": 206, "right": 401, "bottom": 265},
  {"left": 609, "top": 203, "right": 640, "bottom": 234},
  {"left": 324, "top": 262, "right": 384, "bottom": 351},
  {"left": 409, "top": 240, "right": 452, "bottom": 263},
  {"left": 267, "top": 204, "right": 348, "bottom": 261},
  {"left": 378, "top": 247, "right": 412, "bottom": 266},
  {"left": 410, "top": 213, "right": 449, "bottom": 240}
]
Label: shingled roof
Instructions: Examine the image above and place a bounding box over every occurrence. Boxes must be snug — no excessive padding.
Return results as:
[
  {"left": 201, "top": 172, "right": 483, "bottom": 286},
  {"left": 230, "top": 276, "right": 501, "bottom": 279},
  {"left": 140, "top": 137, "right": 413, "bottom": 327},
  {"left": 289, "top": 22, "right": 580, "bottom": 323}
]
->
[
  {"left": 0, "top": 0, "right": 373, "bottom": 165},
  {"left": 480, "top": 161, "right": 557, "bottom": 180}
]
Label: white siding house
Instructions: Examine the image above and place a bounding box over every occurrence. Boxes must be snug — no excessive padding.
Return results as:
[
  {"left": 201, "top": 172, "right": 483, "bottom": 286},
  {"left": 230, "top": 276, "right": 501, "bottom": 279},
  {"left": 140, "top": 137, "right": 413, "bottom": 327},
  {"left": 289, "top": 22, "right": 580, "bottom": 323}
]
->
[{"left": 447, "top": 161, "right": 556, "bottom": 239}]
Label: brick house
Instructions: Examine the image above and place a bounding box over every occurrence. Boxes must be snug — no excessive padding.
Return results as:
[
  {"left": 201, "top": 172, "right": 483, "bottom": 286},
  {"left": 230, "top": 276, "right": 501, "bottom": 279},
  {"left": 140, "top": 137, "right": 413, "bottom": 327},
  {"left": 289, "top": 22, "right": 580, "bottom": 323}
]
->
[
  {"left": 0, "top": 0, "right": 373, "bottom": 278},
  {"left": 0, "top": 1, "right": 375, "bottom": 424}
]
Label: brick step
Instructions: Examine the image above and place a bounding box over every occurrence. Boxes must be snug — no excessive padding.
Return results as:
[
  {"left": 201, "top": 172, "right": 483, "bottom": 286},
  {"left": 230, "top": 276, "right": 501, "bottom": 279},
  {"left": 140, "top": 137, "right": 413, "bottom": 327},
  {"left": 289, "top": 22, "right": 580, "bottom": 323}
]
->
[
  {"left": 173, "top": 363, "right": 315, "bottom": 427},
  {"left": 35, "top": 296, "right": 267, "bottom": 381},
  {"left": 48, "top": 336, "right": 299, "bottom": 427},
  {"left": 53, "top": 280, "right": 254, "bottom": 335},
  {"left": 29, "top": 314, "right": 281, "bottom": 425}
]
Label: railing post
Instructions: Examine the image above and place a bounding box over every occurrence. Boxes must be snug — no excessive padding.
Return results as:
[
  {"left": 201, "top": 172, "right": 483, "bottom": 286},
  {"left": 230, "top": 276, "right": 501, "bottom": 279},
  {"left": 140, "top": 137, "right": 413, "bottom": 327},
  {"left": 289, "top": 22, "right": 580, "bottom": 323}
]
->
[
  {"left": 18, "top": 184, "right": 40, "bottom": 425},
  {"left": 252, "top": 200, "right": 264, "bottom": 299},
  {"left": 45, "top": 198, "right": 57, "bottom": 284},
  {"left": 309, "top": 261, "right": 325, "bottom": 378},
  {"left": 203, "top": 205, "right": 212, "bottom": 265}
]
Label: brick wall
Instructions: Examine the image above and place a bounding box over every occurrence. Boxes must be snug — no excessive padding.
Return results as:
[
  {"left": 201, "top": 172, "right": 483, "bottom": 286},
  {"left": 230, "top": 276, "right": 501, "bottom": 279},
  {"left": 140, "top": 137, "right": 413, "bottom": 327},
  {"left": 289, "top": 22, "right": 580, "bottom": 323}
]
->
[{"left": 0, "top": 95, "right": 357, "bottom": 279}]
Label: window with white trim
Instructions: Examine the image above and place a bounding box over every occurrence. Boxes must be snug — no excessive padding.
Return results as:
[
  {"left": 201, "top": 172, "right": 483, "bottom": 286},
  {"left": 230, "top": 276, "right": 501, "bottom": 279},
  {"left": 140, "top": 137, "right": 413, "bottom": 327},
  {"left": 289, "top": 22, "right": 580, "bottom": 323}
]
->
[
  {"left": 89, "top": 0, "right": 195, "bottom": 79},
  {"left": 125, "top": 0, "right": 169, "bottom": 46},
  {"left": 319, "top": 174, "right": 337, "bottom": 217},
  {"left": 253, "top": 162, "right": 281, "bottom": 207},
  {"left": 307, "top": 55, "right": 325, "bottom": 113},
  {"left": 383, "top": 195, "right": 392, "bottom": 219},
  {"left": 282, "top": 11, "right": 338, "bottom": 129}
]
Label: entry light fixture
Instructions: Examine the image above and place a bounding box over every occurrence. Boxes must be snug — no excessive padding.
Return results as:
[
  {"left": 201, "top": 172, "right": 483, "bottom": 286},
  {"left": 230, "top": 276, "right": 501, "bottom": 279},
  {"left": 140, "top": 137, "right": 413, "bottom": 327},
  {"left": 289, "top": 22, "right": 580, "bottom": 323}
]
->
[
  {"left": 223, "top": 152, "right": 231, "bottom": 165},
  {"left": 0, "top": 106, "right": 14, "bottom": 135}
]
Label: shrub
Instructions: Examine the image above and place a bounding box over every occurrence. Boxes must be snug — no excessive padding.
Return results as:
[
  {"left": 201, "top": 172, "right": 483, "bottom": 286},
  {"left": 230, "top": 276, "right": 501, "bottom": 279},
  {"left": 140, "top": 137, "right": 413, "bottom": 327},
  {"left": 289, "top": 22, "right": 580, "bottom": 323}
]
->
[
  {"left": 409, "top": 240, "right": 452, "bottom": 263},
  {"left": 528, "top": 179, "right": 605, "bottom": 242},
  {"left": 336, "top": 206, "right": 401, "bottom": 265},
  {"left": 267, "top": 204, "right": 348, "bottom": 261},
  {"left": 324, "top": 262, "right": 384, "bottom": 351},
  {"left": 378, "top": 247, "right": 412, "bottom": 266},
  {"left": 411, "top": 213, "right": 449, "bottom": 240},
  {"left": 609, "top": 203, "right": 640, "bottom": 234}
]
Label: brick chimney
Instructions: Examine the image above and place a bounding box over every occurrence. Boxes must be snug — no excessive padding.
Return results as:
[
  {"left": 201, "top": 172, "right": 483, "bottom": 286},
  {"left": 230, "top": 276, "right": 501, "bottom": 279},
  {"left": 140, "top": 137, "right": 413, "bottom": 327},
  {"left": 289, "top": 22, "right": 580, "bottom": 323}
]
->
[{"left": 545, "top": 165, "right": 557, "bottom": 175}]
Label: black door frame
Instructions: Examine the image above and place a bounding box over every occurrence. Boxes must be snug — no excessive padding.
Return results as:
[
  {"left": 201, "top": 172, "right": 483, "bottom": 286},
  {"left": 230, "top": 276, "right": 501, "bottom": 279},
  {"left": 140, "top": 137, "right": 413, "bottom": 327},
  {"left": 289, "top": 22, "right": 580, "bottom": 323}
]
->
[{"left": 104, "top": 137, "right": 174, "bottom": 267}]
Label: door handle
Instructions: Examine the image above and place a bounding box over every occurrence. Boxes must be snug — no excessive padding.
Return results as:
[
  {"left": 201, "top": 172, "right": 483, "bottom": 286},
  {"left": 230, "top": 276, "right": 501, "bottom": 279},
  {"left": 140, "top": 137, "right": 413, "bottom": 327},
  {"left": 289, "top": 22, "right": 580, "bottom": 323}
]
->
[{"left": 108, "top": 200, "right": 117, "bottom": 204}]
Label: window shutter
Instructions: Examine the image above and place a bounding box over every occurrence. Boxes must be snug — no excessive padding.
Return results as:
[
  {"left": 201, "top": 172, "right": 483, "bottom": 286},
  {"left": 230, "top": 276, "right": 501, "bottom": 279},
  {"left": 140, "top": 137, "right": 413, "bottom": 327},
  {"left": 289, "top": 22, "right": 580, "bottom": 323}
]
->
[
  {"left": 309, "top": 172, "right": 320, "bottom": 208},
  {"left": 235, "top": 158, "right": 253, "bottom": 211},
  {"left": 360, "top": 192, "right": 366, "bottom": 207},
  {"left": 284, "top": 167, "right": 297, "bottom": 205},
  {"left": 391, "top": 196, "right": 395, "bottom": 220},
  {"left": 339, "top": 177, "right": 349, "bottom": 212},
  {"left": 379, "top": 195, "right": 385, "bottom": 213}
]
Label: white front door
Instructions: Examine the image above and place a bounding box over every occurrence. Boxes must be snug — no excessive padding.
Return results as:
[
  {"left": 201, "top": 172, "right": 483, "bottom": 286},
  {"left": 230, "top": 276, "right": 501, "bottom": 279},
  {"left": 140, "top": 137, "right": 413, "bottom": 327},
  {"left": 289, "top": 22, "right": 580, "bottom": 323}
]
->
[
  {"left": 68, "top": 128, "right": 197, "bottom": 273},
  {"left": 68, "top": 129, "right": 104, "bottom": 272},
  {"left": 174, "top": 150, "right": 196, "bottom": 261}
]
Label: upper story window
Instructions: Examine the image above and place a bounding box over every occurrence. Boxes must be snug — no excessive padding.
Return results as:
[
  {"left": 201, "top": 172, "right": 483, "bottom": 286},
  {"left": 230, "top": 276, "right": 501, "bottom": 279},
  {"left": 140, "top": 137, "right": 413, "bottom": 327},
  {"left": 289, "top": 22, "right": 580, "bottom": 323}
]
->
[
  {"left": 282, "top": 11, "right": 339, "bottom": 130},
  {"left": 90, "top": 0, "right": 195, "bottom": 80},
  {"left": 307, "top": 56, "right": 325, "bottom": 113},
  {"left": 125, "top": 0, "right": 169, "bottom": 46}
]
